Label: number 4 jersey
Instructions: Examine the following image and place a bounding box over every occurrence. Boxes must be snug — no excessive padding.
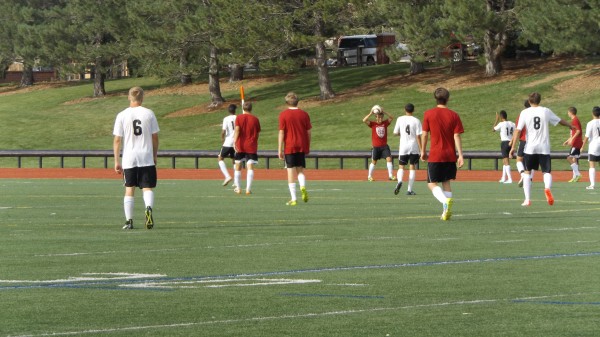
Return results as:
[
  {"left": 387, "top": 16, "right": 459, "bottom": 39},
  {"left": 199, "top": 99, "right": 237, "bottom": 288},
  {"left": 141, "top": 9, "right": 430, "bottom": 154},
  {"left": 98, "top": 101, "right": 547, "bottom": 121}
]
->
[
  {"left": 113, "top": 106, "right": 160, "bottom": 169},
  {"left": 516, "top": 106, "right": 561, "bottom": 155}
]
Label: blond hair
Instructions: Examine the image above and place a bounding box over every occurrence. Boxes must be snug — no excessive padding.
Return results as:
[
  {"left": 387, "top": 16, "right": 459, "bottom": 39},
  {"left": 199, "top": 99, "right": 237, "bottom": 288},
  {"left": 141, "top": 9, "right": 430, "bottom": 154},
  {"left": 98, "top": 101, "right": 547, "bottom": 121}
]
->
[
  {"left": 285, "top": 92, "right": 299, "bottom": 107},
  {"left": 128, "top": 87, "right": 144, "bottom": 104}
]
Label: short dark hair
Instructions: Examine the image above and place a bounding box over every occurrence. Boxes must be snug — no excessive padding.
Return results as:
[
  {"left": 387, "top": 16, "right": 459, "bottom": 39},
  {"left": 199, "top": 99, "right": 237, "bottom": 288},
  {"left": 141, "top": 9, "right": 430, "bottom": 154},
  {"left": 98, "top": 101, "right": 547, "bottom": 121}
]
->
[
  {"left": 593, "top": 106, "right": 600, "bottom": 118},
  {"left": 528, "top": 92, "right": 541, "bottom": 105},
  {"left": 523, "top": 99, "right": 531, "bottom": 108},
  {"left": 243, "top": 102, "right": 252, "bottom": 112},
  {"left": 434, "top": 87, "right": 450, "bottom": 105},
  {"left": 405, "top": 103, "right": 415, "bottom": 113},
  {"left": 568, "top": 106, "right": 577, "bottom": 115},
  {"left": 499, "top": 110, "right": 507, "bottom": 119},
  {"left": 228, "top": 104, "right": 237, "bottom": 114}
]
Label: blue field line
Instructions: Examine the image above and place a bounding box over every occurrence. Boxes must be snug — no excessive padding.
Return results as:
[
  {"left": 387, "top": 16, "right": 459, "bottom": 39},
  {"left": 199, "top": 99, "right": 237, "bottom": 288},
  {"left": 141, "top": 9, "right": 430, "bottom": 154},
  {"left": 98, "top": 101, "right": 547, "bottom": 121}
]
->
[
  {"left": 280, "top": 293, "right": 385, "bottom": 300},
  {"left": 2, "top": 251, "right": 600, "bottom": 291},
  {"left": 513, "top": 300, "right": 600, "bottom": 306}
]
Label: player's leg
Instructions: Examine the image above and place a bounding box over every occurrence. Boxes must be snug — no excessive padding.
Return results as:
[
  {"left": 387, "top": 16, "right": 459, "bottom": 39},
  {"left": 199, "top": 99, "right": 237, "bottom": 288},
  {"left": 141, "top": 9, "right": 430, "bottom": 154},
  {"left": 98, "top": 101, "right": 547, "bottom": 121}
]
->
[
  {"left": 588, "top": 159, "right": 596, "bottom": 189},
  {"left": 233, "top": 160, "right": 242, "bottom": 194},
  {"left": 386, "top": 157, "right": 394, "bottom": 180},
  {"left": 123, "top": 186, "right": 135, "bottom": 229},
  {"left": 540, "top": 155, "right": 554, "bottom": 205},
  {"left": 246, "top": 161, "right": 254, "bottom": 194}
]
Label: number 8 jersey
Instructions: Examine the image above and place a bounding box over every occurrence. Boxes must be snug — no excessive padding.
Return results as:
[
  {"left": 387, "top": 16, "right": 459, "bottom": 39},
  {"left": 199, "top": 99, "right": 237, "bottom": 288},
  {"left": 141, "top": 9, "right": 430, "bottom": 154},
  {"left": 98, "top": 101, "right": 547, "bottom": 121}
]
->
[
  {"left": 516, "top": 106, "right": 561, "bottom": 155},
  {"left": 113, "top": 106, "right": 160, "bottom": 169}
]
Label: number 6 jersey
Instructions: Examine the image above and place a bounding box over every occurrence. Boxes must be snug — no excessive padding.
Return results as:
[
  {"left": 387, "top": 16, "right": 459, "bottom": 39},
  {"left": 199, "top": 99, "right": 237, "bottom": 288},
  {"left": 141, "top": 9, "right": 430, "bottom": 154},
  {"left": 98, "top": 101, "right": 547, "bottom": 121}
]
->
[{"left": 113, "top": 106, "right": 160, "bottom": 169}]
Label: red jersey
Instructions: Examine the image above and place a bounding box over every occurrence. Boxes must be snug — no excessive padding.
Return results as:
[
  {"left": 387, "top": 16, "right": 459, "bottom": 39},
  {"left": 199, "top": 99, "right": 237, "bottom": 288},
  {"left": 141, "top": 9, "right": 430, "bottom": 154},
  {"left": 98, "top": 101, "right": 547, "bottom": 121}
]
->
[
  {"left": 422, "top": 106, "right": 464, "bottom": 162},
  {"left": 235, "top": 113, "right": 261, "bottom": 154},
  {"left": 367, "top": 120, "right": 390, "bottom": 147},
  {"left": 571, "top": 116, "right": 583, "bottom": 148},
  {"left": 279, "top": 107, "right": 312, "bottom": 155}
]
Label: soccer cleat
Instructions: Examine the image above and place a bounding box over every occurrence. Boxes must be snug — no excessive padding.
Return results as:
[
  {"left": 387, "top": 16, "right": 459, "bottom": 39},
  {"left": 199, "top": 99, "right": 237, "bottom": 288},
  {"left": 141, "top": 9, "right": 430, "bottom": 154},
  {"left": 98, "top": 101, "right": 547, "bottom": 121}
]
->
[
  {"left": 406, "top": 190, "right": 416, "bottom": 195},
  {"left": 301, "top": 187, "right": 309, "bottom": 202},
  {"left": 222, "top": 177, "right": 232, "bottom": 186},
  {"left": 586, "top": 185, "right": 595, "bottom": 190},
  {"left": 394, "top": 181, "right": 403, "bottom": 195},
  {"left": 368, "top": 176, "right": 374, "bottom": 182},
  {"left": 504, "top": 180, "right": 512, "bottom": 184},
  {"left": 246, "top": 190, "right": 252, "bottom": 195},
  {"left": 544, "top": 188, "right": 554, "bottom": 206},
  {"left": 286, "top": 200, "right": 297, "bottom": 206},
  {"left": 234, "top": 187, "right": 241, "bottom": 194},
  {"left": 122, "top": 219, "right": 133, "bottom": 230},
  {"left": 518, "top": 177, "right": 524, "bottom": 188},
  {"left": 573, "top": 175, "right": 582, "bottom": 182},
  {"left": 145, "top": 206, "right": 154, "bottom": 229},
  {"left": 521, "top": 200, "right": 531, "bottom": 207},
  {"left": 441, "top": 198, "right": 454, "bottom": 221},
  {"left": 389, "top": 176, "right": 396, "bottom": 181},
  {"left": 499, "top": 179, "right": 505, "bottom": 183}
]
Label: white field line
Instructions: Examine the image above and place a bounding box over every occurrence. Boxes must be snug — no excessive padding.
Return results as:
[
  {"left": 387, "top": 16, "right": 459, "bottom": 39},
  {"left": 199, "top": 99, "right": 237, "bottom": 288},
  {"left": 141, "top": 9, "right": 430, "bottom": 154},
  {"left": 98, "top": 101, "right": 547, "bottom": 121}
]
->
[
  {"left": 119, "top": 278, "right": 321, "bottom": 289},
  {"left": 9, "top": 293, "right": 599, "bottom": 337},
  {"left": 0, "top": 273, "right": 166, "bottom": 284}
]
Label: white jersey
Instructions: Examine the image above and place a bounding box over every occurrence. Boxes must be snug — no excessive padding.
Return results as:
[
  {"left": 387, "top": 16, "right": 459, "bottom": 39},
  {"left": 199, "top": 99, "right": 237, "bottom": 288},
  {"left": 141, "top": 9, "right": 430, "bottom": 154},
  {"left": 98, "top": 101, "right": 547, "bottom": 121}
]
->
[
  {"left": 222, "top": 114, "right": 236, "bottom": 147},
  {"left": 393, "top": 115, "right": 422, "bottom": 155},
  {"left": 113, "top": 106, "right": 160, "bottom": 169},
  {"left": 516, "top": 106, "right": 561, "bottom": 155},
  {"left": 494, "top": 120, "right": 515, "bottom": 142},
  {"left": 585, "top": 119, "right": 600, "bottom": 156}
]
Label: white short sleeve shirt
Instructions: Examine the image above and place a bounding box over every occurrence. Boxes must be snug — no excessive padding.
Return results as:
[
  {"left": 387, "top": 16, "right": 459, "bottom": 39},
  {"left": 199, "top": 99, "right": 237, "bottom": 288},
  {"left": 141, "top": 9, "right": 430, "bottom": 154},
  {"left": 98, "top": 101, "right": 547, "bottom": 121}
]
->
[
  {"left": 516, "top": 106, "right": 560, "bottom": 155},
  {"left": 393, "top": 115, "right": 422, "bottom": 155},
  {"left": 585, "top": 119, "right": 600, "bottom": 156},
  {"left": 222, "top": 115, "right": 237, "bottom": 147},
  {"left": 494, "top": 121, "right": 516, "bottom": 142},
  {"left": 113, "top": 106, "right": 160, "bottom": 169}
]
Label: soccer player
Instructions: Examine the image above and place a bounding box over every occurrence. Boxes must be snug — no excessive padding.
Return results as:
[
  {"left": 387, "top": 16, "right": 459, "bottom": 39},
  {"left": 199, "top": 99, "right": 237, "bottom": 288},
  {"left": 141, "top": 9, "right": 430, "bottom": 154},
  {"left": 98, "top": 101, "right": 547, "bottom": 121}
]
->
[
  {"left": 113, "top": 86, "right": 160, "bottom": 230},
  {"left": 218, "top": 104, "right": 237, "bottom": 187},
  {"left": 509, "top": 92, "right": 574, "bottom": 206},
  {"left": 581, "top": 106, "right": 600, "bottom": 190},
  {"left": 515, "top": 99, "right": 533, "bottom": 187},
  {"left": 563, "top": 106, "right": 583, "bottom": 182},
  {"left": 363, "top": 105, "right": 395, "bottom": 181},
  {"left": 492, "top": 110, "right": 516, "bottom": 183},
  {"left": 420, "top": 88, "right": 464, "bottom": 221},
  {"left": 278, "top": 92, "right": 312, "bottom": 206},
  {"left": 393, "top": 103, "right": 422, "bottom": 195},
  {"left": 233, "top": 102, "right": 261, "bottom": 195}
]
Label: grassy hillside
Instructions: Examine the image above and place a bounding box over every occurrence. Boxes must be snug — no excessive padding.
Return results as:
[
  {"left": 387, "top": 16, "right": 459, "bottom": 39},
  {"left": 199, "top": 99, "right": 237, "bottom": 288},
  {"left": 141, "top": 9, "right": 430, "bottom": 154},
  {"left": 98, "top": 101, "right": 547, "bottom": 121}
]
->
[{"left": 0, "top": 57, "right": 598, "bottom": 153}]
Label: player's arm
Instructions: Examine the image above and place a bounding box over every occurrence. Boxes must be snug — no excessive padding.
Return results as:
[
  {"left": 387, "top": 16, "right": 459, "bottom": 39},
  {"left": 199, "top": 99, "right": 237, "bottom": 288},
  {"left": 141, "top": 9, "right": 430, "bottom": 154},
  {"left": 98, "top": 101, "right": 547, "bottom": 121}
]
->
[
  {"left": 509, "top": 129, "right": 521, "bottom": 158},
  {"left": 383, "top": 110, "right": 393, "bottom": 123},
  {"left": 152, "top": 133, "right": 159, "bottom": 165},
  {"left": 233, "top": 125, "right": 240, "bottom": 153},
  {"left": 420, "top": 131, "right": 429, "bottom": 161},
  {"left": 113, "top": 136, "right": 122, "bottom": 174},
  {"left": 454, "top": 133, "right": 464, "bottom": 168},
  {"left": 278, "top": 130, "right": 285, "bottom": 160},
  {"left": 493, "top": 112, "right": 500, "bottom": 132},
  {"left": 221, "top": 129, "right": 226, "bottom": 143},
  {"left": 362, "top": 112, "right": 372, "bottom": 125}
]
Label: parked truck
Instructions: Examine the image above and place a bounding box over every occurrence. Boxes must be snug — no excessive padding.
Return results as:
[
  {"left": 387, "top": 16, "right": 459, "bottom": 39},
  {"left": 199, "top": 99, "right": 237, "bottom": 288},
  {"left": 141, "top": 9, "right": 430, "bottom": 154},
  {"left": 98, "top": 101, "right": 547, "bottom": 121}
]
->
[{"left": 337, "top": 33, "right": 396, "bottom": 66}]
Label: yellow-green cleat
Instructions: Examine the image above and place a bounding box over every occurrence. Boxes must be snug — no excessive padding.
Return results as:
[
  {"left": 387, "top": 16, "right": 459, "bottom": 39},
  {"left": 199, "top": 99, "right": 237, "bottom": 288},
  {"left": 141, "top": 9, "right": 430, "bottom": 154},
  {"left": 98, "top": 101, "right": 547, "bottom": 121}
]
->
[
  {"left": 441, "top": 198, "right": 454, "bottom": 221},
  {"left": 301, "top": 187, "right": 308, "bottom": 203},
  {"left": 286, "top": 200, "right": 297, "bottom": 206}
]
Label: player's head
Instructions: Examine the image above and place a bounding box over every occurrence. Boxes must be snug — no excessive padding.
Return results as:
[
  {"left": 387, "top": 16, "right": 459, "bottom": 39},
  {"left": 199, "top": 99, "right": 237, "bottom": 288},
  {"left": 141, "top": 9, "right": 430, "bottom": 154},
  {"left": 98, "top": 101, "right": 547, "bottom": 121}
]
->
[
  {"left": 128, "top": 86, "right": 144, "bottom": 104},
  {"left": 243, "top": 102, "right": 252, "bottom": 112},
  {"left": 523, "top": 99, "right": 531, "bottom": 108},
  {"left": 285, "top": 92, "right": 299, "bottom": 107},
  {"left": 592, "top": 106, "right": 600, "bottom": 118},
  {"left": 499, "top": 110, "right": 507, "bottom": 120},
  {"left": 528, "top": 92, "right": 541, "bottom": 105},
  {"left": 405, "top": 103, "right": 415, "bottom": 114},
  {"left": 228, "top": 104, "right": 237, "bottom": 115},
  {"left": 568, "top": 106, "right": 577, "bottom": 116},
  {"left": 434, "top": 87, "right": 450, "bottom": 105}
]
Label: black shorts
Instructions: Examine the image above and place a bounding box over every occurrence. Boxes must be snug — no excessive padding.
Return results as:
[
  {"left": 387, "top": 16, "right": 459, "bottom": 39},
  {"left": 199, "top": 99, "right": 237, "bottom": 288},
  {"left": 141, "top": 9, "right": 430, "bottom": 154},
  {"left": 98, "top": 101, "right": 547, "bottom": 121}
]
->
[
  {"left": 589, "top": 154, "right": 600, "bottom": 162},
  {"left": 219, "top": 146, "right": 235, "bottom": 159},
  {"left": 284, "top": 152, "right": 306, "bottom": 168},
  {"left": 234, "top": 152, "right": 259, "bottom": 164},
  {"left": 427, "top": 162, "right": 457, "bottom": 183},
  {"left": 500, "top": 141, "right": 510, "bottom": 158},
  {"left": 398, "top": 153, "right": 419, "bottom": 166},
  {"left": 517, "top": 141, "right": 526, "bottom": 157},
  {"left": 523, "top": 153, "right": 551, "bottom": 173},
  {"left": 371, "top": 145, "right": 392, "bottom": 161},
  {"left": 569, "top": 147, "right": 581, "bottom": 158},
  {"left": 123, "top": 166, "right": 157, "bottom": 189}
]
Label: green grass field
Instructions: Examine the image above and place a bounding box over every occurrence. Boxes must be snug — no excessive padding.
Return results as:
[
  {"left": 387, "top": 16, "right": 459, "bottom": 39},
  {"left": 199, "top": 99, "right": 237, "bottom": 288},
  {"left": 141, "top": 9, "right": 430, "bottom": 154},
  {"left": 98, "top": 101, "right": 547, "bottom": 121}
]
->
[{"left": 1, "top": 178, "right": 599, "bottom": 336}]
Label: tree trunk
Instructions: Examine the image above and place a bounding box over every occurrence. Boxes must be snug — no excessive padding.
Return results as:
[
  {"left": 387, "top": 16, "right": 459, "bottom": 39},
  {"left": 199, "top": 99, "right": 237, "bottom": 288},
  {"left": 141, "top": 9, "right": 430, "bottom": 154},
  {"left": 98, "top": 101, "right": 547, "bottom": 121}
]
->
[
  {"left": 314, "top": 16, "right": 335, "bottom": 100},
  {"left": 93, "top": 61, "right": 106, "bottom": 97},
  {"left": 409, "top": 61, "right": 425, "bottom": 75},
  {"left": 229, "top": 64, "right": 244, "bottom": 82},
  {"left": 483, "top": 30, "right": 506, "bottom": 77},
  {"left": 208, "top": 45, "right": 225, "bottom": 107},
  {"left": 179, "top": 48, "right": 192, "bottom": 85},
  {"left": 20, "top": 64, "right": 34, "bottom": 87}
]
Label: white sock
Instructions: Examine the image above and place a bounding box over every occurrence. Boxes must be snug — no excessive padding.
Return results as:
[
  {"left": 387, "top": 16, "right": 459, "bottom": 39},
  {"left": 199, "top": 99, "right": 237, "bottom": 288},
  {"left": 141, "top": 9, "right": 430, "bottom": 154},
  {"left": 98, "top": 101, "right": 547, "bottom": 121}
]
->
[
  {"left": 288, "top": 183, "right": 297, "bottom": 201},
  {"left": 543, "top": 172, "right": 552, "bottom": 189},
  {"left": 143, "top": 190, "right": 154, "bottom": 209},
  {"left": 590, "top": 167, "right": 596, "bottom": 186},
  {"left": 234, "top": 170, "right": 242, "bottom": 189},
  {"left": 387, "top": 162, "right": 394, "bottom": 177},
  {"left": 444, "top": 191, "right": 453, "bottom": 198},
  {"left": 298, "top": 172, "right": 306, "bottom": 188},
  {"left": 530, "top": 170, "right": 535, "bottom": 180},
  {"left": 504, "top": 165, "right": 512, "bottom": 181},
  {"left": 432, "top": 186, "right": 447, "bottom": 204},
  {"left": 218, "top": 160, "right": 230, "bottom": 178},
  {"left": 571, "top": 163, "right": 580, "bottom": 176},
  {"left": 368, "top": 163, "right": 375, "bottom": 177},
  {"left": 516, "top": 161, "right": 525, "bottom": 173},
  {"left": 124, "top": 196, "right": 134, "bottom": 220},
  {"left": 523, "top": 173, "right": 531, "bottom": 201},
  {"left": 408, "top": 170, "right": 416, "bottom": 191},
  {"left": 246, "top": 169, "right": 254, "bottom": 191},
  {"left": 397, "top": 169, "right": 404, "bottom": 183}
]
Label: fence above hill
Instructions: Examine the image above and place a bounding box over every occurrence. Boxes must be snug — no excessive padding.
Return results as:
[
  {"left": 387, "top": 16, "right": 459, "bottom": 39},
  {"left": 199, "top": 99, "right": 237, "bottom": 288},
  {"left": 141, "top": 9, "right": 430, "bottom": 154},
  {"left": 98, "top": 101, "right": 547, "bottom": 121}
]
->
[{"left": 0, "top": 150, "right": 577, "bottom": 171}]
